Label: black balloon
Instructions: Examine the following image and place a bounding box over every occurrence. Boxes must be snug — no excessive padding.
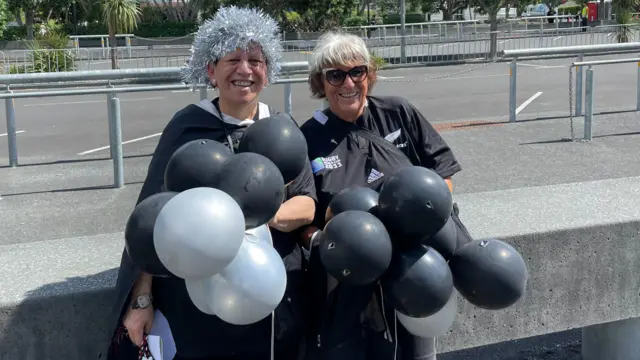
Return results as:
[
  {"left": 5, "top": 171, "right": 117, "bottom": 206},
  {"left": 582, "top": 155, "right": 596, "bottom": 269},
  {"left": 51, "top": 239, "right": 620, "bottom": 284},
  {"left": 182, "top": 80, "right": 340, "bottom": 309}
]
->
[
  {"left": 449, "top": 239, "right": 528, "bottom": 310},
  {"left": 381, "top": 245, "right": 453, "bottom": 318},
  {"left": 238, "top": 113, "right": 308, "bottom": 184},
  {"left": 326, "top": 186, "right": 379, "bottom": 221},
  {"left": 319, "top": 210, "right": 393, "bottom": 286},
  {"left": 377, "top": 166, "right": 453, "bottom": 245},
  {"left": 125, "top": 192, "right": 178, "bottom": 276},
  {"left": 164, "top": 139, "right": 233, "bottom": 192},
  {"left": 215, "top": 152, "right": 285, "bottom": 229},
  {"left": 423, "top": 215, "right": 457, "bottom": 260}
]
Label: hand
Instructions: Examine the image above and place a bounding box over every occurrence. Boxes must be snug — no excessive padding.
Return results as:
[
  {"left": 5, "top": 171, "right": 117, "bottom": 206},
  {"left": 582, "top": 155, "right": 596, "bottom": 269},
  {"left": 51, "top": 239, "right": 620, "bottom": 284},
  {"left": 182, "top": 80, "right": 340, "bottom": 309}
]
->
[
  {"left": 123, "top": 303, "right": 154, "bottom": 347},
  {"left": 301, "top": 226, "right": 320, "bottom": 249}
]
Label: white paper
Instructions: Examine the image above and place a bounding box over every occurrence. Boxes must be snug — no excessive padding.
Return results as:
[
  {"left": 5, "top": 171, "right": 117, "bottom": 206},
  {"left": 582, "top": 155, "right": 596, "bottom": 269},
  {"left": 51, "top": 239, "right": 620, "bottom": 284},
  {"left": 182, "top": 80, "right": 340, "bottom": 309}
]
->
[
  {"left": 147, "top": 310, "right": 177, "bottom": 360},
  {"left": 142, "top": 335, "right": 162, "bottom": 360}
]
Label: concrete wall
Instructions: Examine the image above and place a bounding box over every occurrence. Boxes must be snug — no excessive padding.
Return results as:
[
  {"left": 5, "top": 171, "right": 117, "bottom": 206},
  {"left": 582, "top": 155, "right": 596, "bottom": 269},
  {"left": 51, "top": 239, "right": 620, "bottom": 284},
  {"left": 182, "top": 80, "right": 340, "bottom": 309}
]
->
[{"left": 1, "top": 175, "right": 639, "bottom": 358}]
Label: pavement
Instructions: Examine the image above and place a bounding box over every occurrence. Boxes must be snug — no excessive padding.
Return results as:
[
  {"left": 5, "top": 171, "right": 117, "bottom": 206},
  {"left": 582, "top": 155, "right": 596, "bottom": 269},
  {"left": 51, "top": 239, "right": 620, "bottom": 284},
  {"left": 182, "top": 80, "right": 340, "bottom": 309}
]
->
[{"left": 2, "top": 54, "right": 640, "bottom": 359}]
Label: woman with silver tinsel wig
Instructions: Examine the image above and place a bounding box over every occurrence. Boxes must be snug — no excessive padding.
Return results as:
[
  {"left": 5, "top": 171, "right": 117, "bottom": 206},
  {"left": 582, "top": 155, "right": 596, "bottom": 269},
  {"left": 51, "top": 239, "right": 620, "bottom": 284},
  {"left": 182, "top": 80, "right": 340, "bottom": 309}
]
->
[{"left": 106, "top": 6, "right": 317, "bottom": 360}]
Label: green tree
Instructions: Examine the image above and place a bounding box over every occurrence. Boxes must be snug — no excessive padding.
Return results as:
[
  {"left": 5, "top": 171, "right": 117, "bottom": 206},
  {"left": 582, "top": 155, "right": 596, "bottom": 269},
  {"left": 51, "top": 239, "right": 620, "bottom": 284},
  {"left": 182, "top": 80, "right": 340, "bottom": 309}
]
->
[
  {"left": 471, "top": 0, "right": 505, "bottom": 58},
  {"left": 0, "top": 0, "right": 7, "bottom": 39},
  {"left": 103, "top": 0, "right": 141, "bottom": 69},
  {"left": 613, "top": 0, "right": 638, "bottom": 42},
  {"left": 7, "top": 0, "right": 42, "bottom": 39}
]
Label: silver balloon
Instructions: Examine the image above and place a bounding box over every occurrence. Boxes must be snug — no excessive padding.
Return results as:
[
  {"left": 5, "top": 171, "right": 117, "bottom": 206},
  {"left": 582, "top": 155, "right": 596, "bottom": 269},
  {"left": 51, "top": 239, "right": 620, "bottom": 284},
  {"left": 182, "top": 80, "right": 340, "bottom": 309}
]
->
[
  {"left": 185, "top": 277, "right": 216, "bottom": 315},
  {"left": 396, "top": 289, "right": 458, "bottom": 338},
  {"left": 245, "top": 224, "right": 273, "bottom": 246},
  {"left": 209, "top": 236, "right": 287, "bottom": 325},
  {"left": 153, "top": 187, "right": 246, "bottom": 280}
]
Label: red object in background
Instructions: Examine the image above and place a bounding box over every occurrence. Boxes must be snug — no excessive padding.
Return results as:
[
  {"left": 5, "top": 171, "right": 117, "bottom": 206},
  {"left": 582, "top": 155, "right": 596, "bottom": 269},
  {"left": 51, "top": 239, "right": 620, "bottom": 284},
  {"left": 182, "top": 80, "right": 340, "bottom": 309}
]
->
[{"left": 587, "top": 2, "right": 598, "bottom": 21}]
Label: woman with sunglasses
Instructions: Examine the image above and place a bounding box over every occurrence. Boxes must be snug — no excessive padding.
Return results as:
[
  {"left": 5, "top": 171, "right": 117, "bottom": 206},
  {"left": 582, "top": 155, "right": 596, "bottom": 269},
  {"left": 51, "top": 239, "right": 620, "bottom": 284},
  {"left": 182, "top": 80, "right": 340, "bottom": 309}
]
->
[
  {"left": 298, "top": 31, "right": 463, "bottom": 360},
  {"left": 106, "top": 6, "right": 317, "bottom": 360}
]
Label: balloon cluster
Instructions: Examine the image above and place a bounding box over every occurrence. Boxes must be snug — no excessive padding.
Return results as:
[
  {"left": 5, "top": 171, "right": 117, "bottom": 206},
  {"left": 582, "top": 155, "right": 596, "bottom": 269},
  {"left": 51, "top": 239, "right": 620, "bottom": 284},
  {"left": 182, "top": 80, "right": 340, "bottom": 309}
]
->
[
  {"left": 317, "top": 166, "right": 529, "bottom": 338},
  {"left": 124, "top": 114, "right": 308, "bottom": 326}
]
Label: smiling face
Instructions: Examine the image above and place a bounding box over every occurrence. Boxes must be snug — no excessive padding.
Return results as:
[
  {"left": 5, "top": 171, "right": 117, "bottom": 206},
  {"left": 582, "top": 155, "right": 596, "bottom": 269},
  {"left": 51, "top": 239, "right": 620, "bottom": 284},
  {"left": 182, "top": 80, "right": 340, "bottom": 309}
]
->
[
  {"left": 207, "top": 45, "right": 268, "bottom": 107},
  {"left": 322, "top": 62, "right": 369, "bottom": 122}
]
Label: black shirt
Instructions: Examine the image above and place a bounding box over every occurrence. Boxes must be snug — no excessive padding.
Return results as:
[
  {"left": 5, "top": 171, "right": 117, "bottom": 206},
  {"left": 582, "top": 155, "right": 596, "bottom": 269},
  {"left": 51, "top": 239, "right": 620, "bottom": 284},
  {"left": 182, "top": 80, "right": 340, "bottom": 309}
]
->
[
  {"left": 300, "top": 94, "right": 461, "bottom": 231},
  {"left": 298, "top": 94, "right": 462, "bottom": 360},
  {"left": 139, "top": 98, "right": 317, "bottom": 358}
]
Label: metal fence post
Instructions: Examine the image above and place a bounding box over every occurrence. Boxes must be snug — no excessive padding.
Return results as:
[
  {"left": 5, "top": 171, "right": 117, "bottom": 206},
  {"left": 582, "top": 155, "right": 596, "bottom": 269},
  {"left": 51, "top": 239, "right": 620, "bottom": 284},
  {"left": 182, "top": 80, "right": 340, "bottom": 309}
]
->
[
  {"left": 636, "top": 60, "right": 640, "bottom": 111},
  {"left": 107, "top": 92, "right": 124, "bottom": 188},
  {"left": 509, "top": 58, "right": 517, "bottom": 122},
  {"left": 284, "top": 77, "right": 292, "bottom": 115},
  {"left": 584, "top": 66, "right": 594, "bottom": 141},
  {"left": 4, "top": 90, "right": 18, "bottom": 167},
  {"left": 106, "top": 89, "right": 115, "bottom": 159},
  {"left": 576, "top": 54, "right": 583, "bottom": 117}
]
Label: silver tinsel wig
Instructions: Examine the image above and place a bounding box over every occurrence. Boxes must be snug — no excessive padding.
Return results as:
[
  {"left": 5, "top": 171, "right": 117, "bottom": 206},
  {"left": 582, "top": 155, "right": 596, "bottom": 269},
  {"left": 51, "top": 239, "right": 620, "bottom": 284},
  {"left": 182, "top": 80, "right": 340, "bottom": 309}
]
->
[{"left": 181, "top": 6, "right": 283, "bottom": 89}]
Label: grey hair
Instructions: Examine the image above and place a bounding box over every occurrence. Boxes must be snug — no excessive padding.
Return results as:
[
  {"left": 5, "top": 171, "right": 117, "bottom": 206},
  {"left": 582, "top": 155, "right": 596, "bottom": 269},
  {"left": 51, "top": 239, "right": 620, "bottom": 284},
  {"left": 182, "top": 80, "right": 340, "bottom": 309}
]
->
[
  {"left": 181, "top": 6, "right": 283, "bottom": 90},
  {"left": 308, "top": 31, "right": 371, "bottom": 76}
]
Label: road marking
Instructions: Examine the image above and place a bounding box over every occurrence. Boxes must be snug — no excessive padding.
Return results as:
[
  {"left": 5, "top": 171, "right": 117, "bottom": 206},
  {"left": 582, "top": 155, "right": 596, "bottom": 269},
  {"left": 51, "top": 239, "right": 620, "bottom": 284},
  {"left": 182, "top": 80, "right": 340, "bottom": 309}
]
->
[
  {"left": 517, "top": 63, "right": 543, "bottom": 68},
  {"left": 553, "top": 36, "right": 563, "bottom": 41},
  {"left": 517, "top": 63, "right": 565, "bottom": 69},
  {"left": 0, "top": 130, "right": 25, "bottom": 137},
  {"left": 516, "top": 91, "right": 543, "bottom": 114},
  {"left": 23, "top": 97, "right": 165, "bottom": 107},
  {"left": 438, "top": 74, "right": 507, "bottom": 81},
  {"left": 78, "top": 132, "right": 162, "bottom": 155},
  {"left": 378, "top": 76, "right": 405, "bottom": 80}
]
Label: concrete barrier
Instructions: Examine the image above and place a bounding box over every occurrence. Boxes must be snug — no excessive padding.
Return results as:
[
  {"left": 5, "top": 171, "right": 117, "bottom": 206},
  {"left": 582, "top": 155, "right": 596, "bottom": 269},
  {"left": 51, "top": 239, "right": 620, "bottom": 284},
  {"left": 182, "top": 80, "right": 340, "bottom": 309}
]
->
[{"left": 1, "top": 175, "right": 640, "bottom": 359}]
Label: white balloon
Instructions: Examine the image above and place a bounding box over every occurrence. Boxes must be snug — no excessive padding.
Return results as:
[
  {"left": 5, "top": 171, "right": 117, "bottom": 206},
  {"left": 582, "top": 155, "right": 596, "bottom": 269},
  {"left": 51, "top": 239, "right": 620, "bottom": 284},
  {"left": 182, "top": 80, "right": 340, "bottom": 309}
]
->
[
  {"left": 245, "top": 224, "right": 273, "bottom": 246},
  {"left": 185, "top": 277, "right": 216, "bottom": 315},
  {"left": 396, "top": 289, "right": 458, "bottom": 338},
  {"left": 153, "top": 187, "right": 246, "bottom": 280},
  {"left": 209, "top": 237, "right": 287, "bottom": 325}
]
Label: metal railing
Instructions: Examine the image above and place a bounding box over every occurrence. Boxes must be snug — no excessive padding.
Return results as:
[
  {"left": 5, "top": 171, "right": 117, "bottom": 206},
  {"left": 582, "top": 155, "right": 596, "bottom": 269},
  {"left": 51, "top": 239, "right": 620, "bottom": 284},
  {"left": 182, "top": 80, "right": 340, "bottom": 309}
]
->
[
  {"left": 3, "top": 43, "right": 640, "bottom": 189},
  {"left": 3, "top": 24, "right": 637, "bottom": 72},
  {"left": 571, "top": 57, "right": 640, "bottom": 140},
  {"left": 0, "top": 62, "right": 309, "bottom": 188},
  {"left": 503, "top": 42, "right": 640, "bottom": 123}
]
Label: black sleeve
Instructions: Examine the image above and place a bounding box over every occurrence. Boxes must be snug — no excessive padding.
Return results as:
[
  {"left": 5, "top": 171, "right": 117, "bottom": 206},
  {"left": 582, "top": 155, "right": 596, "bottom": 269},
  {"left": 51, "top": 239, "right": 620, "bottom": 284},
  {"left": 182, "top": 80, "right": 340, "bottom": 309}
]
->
[
  {"left": 407, "top": 102, "right": 462, "bottom": 179},
  {"left": 135, "top": 122, "right": 204, "bottom": 206},
  {"left": 285, "top": 157, "right": 318, "bottom": 202}
]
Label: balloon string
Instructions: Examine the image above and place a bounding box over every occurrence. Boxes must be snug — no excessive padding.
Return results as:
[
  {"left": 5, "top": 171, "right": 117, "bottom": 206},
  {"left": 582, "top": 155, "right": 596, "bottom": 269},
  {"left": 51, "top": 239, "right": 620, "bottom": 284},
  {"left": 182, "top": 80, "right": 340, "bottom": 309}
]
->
[
  {"left": 270, "top": 310, "right": 275, "bottom": 360},
  {"left": 393, "top": 313, "right": 398, "bottom": 360}
]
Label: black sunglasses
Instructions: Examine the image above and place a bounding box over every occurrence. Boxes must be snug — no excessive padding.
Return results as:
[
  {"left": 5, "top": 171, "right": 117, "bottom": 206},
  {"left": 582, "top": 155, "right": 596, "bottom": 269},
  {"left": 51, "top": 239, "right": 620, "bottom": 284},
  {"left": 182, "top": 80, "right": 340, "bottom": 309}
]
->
[{"left": 322, "top": 65, "right": 369, "bottom": 86}]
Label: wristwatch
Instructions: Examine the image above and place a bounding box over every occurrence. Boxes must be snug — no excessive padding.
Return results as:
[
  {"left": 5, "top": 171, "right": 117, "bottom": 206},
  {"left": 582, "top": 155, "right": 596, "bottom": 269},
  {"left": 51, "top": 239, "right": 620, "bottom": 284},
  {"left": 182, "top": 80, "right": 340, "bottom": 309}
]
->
[{"left": 131, "top": 293, "right": 153, "bottom": 310}]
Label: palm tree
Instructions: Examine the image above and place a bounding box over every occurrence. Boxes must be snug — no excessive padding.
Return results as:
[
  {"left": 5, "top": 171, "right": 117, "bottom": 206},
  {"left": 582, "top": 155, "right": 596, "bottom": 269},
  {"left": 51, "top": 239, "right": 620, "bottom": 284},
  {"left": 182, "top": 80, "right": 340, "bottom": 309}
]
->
[
  {"left": 102, "top": 0, "right": 141, "bottom": 69},
  {"left": 613, "top": 0, "right": 639, "bottom": 43}
]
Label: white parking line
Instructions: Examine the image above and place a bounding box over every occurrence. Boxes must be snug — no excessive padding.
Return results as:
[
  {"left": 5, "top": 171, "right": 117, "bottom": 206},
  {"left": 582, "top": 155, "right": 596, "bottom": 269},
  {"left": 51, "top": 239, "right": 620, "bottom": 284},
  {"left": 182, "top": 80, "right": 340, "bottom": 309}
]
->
[
  {"left": 517, "top": 63, "right": 543, "bottom": 68},
  {"left": 23, "top": 97, "right": 165, "bottom": 107},
  {"left": 516, "top": 91, "right": 543, "bottom": 114},
  {"left": 378, "top": 76, "right": 405, "bottom": 80},
  {"left": 0, "top": 130, "right": 25, "bottom": 137},
  {"left": 517, "top": 63, "right": 565, "bottom": 69},
  {"left": 78, "top": 133, "right": 162, "bottom": 155}
]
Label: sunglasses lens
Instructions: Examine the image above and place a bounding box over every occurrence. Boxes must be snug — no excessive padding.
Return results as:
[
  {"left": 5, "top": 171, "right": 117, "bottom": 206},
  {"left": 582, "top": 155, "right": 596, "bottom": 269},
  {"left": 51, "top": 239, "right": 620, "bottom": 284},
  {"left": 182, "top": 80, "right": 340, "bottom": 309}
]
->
[
  {"left": 326, "top": 70, "right": 347, "bottom": 85},
  {"left": 349, "top": 67, "right": 367, "bottom": 82}
]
